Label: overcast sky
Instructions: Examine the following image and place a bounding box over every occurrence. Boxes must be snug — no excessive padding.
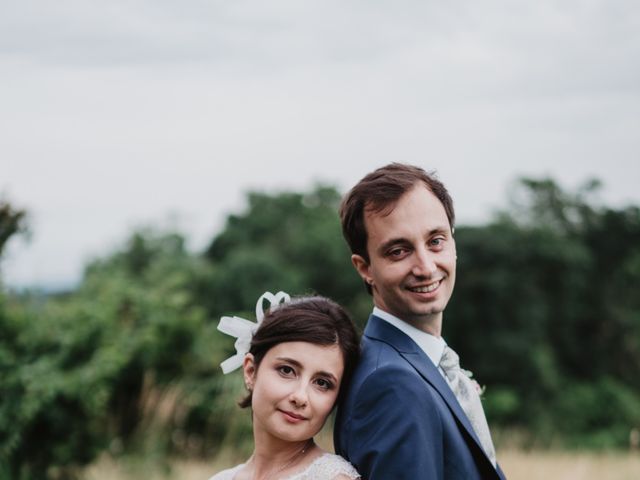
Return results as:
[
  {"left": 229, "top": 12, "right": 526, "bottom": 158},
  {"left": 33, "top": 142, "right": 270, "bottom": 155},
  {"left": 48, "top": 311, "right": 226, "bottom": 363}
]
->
[{"left": 2, "top": 0, "right": 639, "bottom": 289}]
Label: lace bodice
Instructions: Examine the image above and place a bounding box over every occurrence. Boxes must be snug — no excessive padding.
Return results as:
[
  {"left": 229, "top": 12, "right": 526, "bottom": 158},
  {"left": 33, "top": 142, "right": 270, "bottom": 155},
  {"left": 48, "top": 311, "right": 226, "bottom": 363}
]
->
[{"left": 208, "top": 452, "right": 360, "bottom": 480}]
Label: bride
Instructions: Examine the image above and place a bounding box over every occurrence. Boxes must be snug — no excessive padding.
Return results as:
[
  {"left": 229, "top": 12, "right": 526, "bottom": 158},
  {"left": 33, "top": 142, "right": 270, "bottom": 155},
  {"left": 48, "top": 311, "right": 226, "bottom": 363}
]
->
[{"left": 209, "top": 292, "right": 361, "bottom": 480}]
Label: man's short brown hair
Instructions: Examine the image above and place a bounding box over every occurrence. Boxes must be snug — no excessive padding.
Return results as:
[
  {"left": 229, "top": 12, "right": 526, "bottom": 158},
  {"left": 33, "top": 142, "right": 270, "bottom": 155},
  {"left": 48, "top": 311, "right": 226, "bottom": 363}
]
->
[{"left": 339, "top": 163, "right": 455, "bottom": 266}]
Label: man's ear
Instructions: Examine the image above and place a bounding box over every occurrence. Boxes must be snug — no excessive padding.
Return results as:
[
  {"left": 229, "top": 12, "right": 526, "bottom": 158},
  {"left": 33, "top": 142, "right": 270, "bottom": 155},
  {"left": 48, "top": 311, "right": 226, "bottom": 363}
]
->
[{"left": 351, "top": 254, "right": 373, "bottom": 285}]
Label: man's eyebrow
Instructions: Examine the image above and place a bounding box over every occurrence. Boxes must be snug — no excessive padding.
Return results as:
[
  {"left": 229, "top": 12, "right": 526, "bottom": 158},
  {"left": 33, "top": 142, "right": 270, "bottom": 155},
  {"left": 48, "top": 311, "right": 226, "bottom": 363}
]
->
[
  {"left": 378, "top": 237, "right": 407, "bottom": 251},
  {"left": 428, "top": 226, "right": 451, "bottom": 236},
  {"left": 378, "top": 228, "right": 451, "bottom": 252}
]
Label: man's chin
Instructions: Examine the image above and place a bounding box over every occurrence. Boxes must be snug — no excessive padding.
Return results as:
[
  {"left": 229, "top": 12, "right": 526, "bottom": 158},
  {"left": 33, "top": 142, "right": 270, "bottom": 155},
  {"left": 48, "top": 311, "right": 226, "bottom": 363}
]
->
[
  {"left": 406, "top": 303, "right": 446, "bottom": 320},
  {"left": 380, "top": 296, "right": 446, "bottom": 320},
  {"left": 405, "top": 295, "right": 442, "bottom": 310}
]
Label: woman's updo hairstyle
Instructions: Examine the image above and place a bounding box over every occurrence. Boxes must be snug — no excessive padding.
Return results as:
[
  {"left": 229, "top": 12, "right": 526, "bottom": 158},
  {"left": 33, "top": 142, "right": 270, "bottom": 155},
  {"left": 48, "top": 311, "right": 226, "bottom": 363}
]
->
[{"left": 239, "top": 295, "right": 359, "bottom": 408}]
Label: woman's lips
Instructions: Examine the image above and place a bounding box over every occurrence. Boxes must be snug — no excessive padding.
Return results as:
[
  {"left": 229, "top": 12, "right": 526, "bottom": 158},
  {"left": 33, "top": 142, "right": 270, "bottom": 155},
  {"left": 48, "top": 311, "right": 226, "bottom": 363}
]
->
[{"left": 280, "top": 410, "right": 306, "bottom": 423}]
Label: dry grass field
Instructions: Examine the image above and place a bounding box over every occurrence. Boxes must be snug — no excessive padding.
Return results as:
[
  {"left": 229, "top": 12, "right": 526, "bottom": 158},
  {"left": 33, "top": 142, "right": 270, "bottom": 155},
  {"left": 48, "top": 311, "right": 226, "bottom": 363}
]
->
[
  {"left": 84, "top": 449, "right": 640, "bottom": 480},
  {"left": 498, "top": 449, "right": 640, "bottom": 479}
]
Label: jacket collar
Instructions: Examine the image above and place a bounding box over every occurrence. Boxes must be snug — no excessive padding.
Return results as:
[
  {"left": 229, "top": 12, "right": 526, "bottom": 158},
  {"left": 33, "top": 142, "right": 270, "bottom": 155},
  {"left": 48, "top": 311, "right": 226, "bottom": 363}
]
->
[{"left": 364, "top": 314, "right": 498, "bottom": 472}]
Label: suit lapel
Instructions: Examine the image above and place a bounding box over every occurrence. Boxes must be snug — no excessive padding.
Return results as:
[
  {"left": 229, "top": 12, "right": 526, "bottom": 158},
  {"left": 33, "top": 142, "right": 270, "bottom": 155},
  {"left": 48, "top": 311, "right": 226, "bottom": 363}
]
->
[{"left": 364, "top": 315, "right": 490, "bottom": 464}]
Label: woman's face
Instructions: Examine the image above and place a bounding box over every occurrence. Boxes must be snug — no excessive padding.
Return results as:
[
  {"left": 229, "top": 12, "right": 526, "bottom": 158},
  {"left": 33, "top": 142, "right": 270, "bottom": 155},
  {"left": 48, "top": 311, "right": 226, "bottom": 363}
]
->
[{"left": 244, "top": 341, "right": 345, "bottom": 443}]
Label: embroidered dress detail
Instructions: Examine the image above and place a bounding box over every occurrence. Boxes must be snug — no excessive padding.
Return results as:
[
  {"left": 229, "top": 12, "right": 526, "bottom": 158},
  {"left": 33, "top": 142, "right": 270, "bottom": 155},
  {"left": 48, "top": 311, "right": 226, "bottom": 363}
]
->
[{"left": 208, "top": 453, "right": 360, "bottom": 480}]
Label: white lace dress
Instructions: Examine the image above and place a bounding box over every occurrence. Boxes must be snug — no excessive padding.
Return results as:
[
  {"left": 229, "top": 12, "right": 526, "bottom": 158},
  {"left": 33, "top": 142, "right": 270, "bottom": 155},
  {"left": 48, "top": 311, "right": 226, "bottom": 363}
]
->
[{"left": 208, "top": 453, "right": 360, "bottom": 480}]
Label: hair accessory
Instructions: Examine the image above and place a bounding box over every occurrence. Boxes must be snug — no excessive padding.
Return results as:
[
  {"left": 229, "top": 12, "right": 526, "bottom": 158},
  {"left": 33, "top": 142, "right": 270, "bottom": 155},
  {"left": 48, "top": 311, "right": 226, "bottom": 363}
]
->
[{"left": 217, "top": 291, "right": 291, "bottom": 374}]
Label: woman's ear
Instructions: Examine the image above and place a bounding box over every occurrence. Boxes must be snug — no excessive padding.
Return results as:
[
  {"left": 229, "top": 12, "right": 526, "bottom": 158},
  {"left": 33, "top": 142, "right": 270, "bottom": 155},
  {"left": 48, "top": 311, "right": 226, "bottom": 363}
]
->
[{"left": 243, "top": 353, "right": 256, "bottom": 390}]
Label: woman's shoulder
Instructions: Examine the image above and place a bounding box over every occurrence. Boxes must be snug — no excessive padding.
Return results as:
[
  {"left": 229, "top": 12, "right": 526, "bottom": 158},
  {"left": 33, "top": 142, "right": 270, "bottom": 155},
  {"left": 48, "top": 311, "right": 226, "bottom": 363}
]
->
[
  {"left": 294, "top": 453, "right": 360, "bottom": 480},
  {"left": 207, "top": 463, "right": 244, "bottom": 480},
  {"left": 208, "top": 453, "right": 359, "bottom": 480}
]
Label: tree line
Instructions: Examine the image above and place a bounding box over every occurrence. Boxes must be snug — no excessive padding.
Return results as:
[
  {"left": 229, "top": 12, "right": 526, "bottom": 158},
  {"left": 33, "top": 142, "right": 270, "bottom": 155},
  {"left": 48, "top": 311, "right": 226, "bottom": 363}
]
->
[{"left": 1, "top": 178, "right": 639, "bottom": 479}]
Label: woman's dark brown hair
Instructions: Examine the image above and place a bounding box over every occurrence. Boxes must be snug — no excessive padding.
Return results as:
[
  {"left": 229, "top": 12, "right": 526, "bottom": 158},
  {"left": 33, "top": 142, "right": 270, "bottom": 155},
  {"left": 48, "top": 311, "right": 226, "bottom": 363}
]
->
[{"left": 239, "top": 295, "right": 360, "bottom": 408}]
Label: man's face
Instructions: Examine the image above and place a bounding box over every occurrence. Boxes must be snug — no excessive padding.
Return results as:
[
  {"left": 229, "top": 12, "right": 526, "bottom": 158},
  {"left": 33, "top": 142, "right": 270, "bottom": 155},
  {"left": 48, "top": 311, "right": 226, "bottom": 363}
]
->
[{"left": 352, "top": 184, "right": 456, "bottom": 334}]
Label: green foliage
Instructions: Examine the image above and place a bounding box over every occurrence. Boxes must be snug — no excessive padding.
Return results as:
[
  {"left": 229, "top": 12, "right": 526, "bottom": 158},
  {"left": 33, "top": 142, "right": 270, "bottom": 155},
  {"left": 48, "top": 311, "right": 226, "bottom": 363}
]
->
[
  {"left": 1, "top": 294, "right": 105, "bottom": 479},
  {"left": 552, "top": 379, "right": 640, "bottom": 448},
  {"left": 0, "top": 198, "right": 27, "bottom": 261},
  {"left": 0, "top": 230, "right": 227, "bottom": 479},
  {"left": 203, "top": 185, "right": 368, "bottom": 324},
  {"left": 448, "top": 177, "right": 640, "bottom": 447}
]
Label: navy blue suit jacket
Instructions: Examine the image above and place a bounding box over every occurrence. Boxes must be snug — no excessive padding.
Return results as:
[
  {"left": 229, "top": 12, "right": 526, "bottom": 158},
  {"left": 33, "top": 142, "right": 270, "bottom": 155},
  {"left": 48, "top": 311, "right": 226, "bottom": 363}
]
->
[{"left": 334, "top": 315, "right": 506, "bottom": 479}]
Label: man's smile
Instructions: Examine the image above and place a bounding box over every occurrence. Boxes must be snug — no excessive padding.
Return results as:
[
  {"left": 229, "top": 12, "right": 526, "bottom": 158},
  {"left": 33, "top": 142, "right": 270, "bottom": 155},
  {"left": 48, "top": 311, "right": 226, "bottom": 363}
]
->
[{"left": 407, "top": 279, "right": 443, "bottom": 294}]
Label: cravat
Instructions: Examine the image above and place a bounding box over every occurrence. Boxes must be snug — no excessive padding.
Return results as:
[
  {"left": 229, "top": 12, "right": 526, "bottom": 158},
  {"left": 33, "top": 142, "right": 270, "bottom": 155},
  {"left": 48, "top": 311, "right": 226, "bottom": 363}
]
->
[{"left": 439, "top": 345, "right": 497, "bottom": 467}]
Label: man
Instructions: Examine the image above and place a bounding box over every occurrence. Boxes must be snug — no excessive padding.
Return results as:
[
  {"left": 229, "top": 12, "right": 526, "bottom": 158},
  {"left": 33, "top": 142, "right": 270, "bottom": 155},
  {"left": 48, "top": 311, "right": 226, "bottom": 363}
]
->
[{"left": 334, "top": 163, "right": 505, "bottom": 479}]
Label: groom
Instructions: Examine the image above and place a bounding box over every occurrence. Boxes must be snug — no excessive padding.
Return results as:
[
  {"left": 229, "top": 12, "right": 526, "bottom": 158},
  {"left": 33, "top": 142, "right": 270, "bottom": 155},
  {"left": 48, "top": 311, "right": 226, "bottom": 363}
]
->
[{"left": 334, "top": 163, "right": 506, "bottom": 479}]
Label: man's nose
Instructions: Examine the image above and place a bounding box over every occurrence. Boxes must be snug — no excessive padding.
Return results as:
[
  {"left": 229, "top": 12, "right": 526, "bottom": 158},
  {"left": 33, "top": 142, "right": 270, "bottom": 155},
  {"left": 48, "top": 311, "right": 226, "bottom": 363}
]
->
[{"left": 412, "top": 247, "right": 437, "bottom": 277}]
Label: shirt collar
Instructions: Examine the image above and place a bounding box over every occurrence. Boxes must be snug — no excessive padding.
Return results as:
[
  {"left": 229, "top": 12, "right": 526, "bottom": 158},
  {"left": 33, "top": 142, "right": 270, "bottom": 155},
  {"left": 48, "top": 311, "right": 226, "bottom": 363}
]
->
[{"left": 373, "top": 306, "right": 447, "bottom": 367}]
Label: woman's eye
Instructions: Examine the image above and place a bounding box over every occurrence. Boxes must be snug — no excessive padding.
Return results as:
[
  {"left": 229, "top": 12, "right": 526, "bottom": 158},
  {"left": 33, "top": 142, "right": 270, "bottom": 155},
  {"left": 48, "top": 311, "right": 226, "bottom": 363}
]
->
[
  {"left": 278, "top": 365, "right": 295, "bottom": 376},
  {"left": 315, "top": 378, "right": 334, "bottom": 390}
]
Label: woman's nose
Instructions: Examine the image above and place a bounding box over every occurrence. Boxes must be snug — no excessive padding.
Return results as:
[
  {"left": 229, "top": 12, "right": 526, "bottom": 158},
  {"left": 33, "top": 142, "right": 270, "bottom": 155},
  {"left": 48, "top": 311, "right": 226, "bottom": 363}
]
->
[{"left": 288, "top": 383, "right": 308, "bottom": 407}]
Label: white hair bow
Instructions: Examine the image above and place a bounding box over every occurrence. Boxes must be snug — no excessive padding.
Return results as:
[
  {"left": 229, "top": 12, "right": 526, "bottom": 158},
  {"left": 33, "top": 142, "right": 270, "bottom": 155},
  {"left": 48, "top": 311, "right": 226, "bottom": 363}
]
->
[{"left": 217, "top": 291, "right": 291, "bottom": 374}]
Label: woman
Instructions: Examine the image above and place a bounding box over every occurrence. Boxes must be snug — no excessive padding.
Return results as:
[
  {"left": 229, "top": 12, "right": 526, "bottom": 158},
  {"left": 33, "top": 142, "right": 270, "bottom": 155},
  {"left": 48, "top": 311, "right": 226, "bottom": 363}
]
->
[{"left": 209, "top": 291, "right": 361, "bottom": 480}]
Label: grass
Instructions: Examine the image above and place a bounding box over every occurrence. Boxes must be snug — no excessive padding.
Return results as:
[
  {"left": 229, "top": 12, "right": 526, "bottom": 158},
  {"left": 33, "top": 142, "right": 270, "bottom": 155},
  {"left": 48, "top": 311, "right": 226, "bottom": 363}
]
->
[
  {"left": 498, "top": 449, "right": 640, "bottom": 479},
  {"left": 84, "top": 448, "right": 640, "bottom": 480}
]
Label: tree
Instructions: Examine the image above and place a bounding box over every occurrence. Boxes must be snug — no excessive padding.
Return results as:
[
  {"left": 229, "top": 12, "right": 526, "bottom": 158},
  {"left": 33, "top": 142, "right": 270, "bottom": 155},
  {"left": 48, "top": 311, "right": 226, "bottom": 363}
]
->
[
  {"left": 0, "top": 199, "right": 27, "bottom": 260},
  {"left": 448, "top": 177, "right": 640, "bottom": 446},
  {"left": 203, "top": 185, "right": 369, "bottom": 324},
  {"left": 0, "top": 229, "right": 228, "bottom": 479}
]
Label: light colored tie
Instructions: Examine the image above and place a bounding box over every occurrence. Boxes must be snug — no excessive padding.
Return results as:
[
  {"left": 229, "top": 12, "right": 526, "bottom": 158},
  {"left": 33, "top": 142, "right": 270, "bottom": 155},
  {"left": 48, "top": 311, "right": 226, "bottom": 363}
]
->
[{"left": 439, "top": 346, "right": 497, "bottom": 467}]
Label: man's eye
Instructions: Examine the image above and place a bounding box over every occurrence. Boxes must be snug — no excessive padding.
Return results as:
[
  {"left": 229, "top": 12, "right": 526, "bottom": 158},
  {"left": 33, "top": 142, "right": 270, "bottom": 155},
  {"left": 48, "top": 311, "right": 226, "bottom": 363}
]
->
[{"left": 389, "top": 248, "right": 406, "bottom": 257}]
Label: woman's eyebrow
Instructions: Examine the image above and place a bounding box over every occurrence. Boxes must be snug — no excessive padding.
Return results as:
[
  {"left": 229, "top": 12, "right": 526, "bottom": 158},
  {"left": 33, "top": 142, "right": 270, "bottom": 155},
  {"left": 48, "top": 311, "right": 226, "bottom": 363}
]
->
[
  {"left": 275, "top": 357, "right": 302, "bottom": 368},
  {"left": 315, "top": 370, "right": 338, "bottom": 382},
  {"left": 274, "top": 357, "right": 339, "bottom": 382}
]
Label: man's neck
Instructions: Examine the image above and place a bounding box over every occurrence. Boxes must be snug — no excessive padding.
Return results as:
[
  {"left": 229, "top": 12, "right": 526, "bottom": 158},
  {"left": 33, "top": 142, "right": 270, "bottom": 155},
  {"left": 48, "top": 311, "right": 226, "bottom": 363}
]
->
[
  {"left": 408, "top": 315, "right": 442, "bottom": 337},
  {"left": 374, "top": 305, "right": 442, "bottom": 337},
  {"left": 373, "top": 306, "right": 447, "bottom": 367}
]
